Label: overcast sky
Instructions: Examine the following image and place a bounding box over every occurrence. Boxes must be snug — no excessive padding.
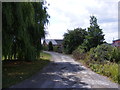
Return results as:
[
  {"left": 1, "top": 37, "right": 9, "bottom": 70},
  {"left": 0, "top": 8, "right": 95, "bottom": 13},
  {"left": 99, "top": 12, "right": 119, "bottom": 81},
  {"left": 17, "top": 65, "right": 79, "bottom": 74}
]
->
[{"left": 45, "top": 0, "right": 119, "bottom": 43}]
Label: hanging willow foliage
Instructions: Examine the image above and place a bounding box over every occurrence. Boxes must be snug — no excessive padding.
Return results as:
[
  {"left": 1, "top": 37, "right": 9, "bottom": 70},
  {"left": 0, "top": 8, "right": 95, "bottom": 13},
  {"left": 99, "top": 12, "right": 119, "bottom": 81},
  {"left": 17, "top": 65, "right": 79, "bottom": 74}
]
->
[{"left": 2, "top": 2, "right": 50, "bottom": 61}]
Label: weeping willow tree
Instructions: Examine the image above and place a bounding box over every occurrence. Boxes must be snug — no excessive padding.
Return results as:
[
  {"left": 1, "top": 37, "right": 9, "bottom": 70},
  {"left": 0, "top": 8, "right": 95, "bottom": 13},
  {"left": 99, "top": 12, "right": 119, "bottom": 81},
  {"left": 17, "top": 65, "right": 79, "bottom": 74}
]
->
[{"left": 2, "top": 2, "right": 50, "bottom": 61}]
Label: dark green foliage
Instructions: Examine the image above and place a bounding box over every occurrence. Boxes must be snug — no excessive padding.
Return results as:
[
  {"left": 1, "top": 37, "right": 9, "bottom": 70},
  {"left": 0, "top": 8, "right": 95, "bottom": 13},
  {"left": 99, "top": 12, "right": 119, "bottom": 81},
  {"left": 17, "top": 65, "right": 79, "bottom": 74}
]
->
[
  {"left": 53, "top": 46, "right": 58, "bottom": 52},
  {"left": 42, "top": 45, "right": 48, "bottom": 51},
  {"left": 63, "top": 28, "right": 87, "bottom": 54},
  {"left": 89, "top": 44, "right": 112, "bottom": 62},
  {"left": 2, "top": 2, "right": 50, "bottom": 61},
  {"left": 52, "top": 46, "right": 62, "bottom": 53},
  {"left": 63, "top": 16, "right": 104, "bottom": 54},
  {"left": 48, "top": 41, "right": 53, "bottom": 51},
  {"left": 72, "top": 45, "right": 86, "bottom": 60},
  {"left": 83, "top": 16, "right": 105, "bottom": 51},
  {"left": 89, "top": 44, "right": 120, "bottom": 63},
  {"left": 110, "top": 47, "right": 120, "bottom": 62}
]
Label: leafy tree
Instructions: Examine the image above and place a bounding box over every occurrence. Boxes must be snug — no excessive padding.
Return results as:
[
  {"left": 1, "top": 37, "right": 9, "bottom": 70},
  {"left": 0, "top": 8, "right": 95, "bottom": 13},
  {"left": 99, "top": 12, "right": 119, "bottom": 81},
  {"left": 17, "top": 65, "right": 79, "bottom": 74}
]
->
[
  {"left": 32, "top": 2, "right": 50, "bottom": 59},
  {"left": 2, "top": 2, "right": 50, "bottom": 61},
  {"left": 48, "top": 41, "right": 53, "bottom": 51},
  {"left": 63, "top": 28, "right": 87, "bottom": 54},
  {"left": 83, "top": 16, "right": 105, "bottom": 51}
]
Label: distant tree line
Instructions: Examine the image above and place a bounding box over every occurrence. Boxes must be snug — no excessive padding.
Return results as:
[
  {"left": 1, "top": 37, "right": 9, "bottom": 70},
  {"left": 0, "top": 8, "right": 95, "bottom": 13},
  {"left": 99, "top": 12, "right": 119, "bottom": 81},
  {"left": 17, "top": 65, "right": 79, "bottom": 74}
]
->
[
  {"left": 2, "top": 2, "right": 50, "bottom": 61},
  {"left": 63, "top": 16, "right": 105, "bottom": 54}
]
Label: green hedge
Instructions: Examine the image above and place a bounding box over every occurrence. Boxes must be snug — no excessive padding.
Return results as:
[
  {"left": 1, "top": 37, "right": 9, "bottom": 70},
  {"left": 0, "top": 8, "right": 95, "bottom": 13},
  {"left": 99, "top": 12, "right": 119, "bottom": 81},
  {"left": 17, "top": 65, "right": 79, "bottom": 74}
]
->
[
  {"left": 89, "top": 44, "right": 120, "bottom": 63},
  {"left": 72, "top": 45, "right": 86, "bottom": 60}
]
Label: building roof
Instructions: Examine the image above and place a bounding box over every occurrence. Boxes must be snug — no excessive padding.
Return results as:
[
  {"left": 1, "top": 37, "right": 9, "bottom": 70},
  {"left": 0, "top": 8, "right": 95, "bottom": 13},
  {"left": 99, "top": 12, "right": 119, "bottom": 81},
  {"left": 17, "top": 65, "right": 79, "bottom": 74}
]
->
[
  {"left": 44, "top": 39, "right": 57, "bottom": 45},
  {"left": 55, "top": 39, "right": 63, "bottom": 45},
  {"left": 113, "top": 39, "right": 120, "bottom": 42},
  {"left": 43, "top": 39, "right": 63, "bottom": 45}
]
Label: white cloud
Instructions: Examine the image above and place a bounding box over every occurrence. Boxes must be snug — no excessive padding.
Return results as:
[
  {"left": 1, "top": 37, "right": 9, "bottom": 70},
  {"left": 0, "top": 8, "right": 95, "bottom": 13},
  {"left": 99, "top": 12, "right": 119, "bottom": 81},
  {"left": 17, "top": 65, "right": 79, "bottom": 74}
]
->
[{"left": 46, "top": 0, "right": 119, "bottom": 43}]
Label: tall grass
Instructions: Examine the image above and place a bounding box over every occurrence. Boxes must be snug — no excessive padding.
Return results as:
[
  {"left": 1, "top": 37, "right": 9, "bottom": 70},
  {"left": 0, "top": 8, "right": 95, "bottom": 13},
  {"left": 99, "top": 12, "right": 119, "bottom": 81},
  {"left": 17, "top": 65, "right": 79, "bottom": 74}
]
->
[{"left": 88, "top": 62, "right": 119, "bottom": 83}]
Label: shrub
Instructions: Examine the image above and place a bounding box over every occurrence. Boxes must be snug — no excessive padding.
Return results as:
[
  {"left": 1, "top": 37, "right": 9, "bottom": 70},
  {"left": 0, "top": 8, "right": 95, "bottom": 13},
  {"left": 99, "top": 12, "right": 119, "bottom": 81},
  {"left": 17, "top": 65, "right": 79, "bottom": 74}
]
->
[
  {"left": 110, "top": 47, "right": 120, "bottom": 62},
  {"left": 73, "top": 44, "right": 120, "bottom": 63},
  {"left": 42, "top": 45, "right": 48, "bottom": 51},
  {"left": 89, "top": 44, "right": 120, "bottom": 63},
  {"left": 72, "top": 45, "right": 86, "bottom": 60},
  {"left": 48, "top": 41, "right": 53, "bottom": 51},
  {"left": 53, "top": 46, "right": 58, "bottom": 52}
]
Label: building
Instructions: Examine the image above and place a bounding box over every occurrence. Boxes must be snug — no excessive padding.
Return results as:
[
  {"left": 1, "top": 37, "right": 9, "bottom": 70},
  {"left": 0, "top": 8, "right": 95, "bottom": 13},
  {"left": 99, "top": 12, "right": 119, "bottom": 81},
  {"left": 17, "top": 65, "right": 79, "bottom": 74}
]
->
[
  {"left": 43, "top": 39, "right": 57, "bottom": 46},
  {"left": 112, "top": 39, "right": 120, "bottom": 47},
  {"left": 43, "top": 39, "right": 63, "bottom": 52},
  {"left": 43, "top": 39, "right": 63, "bottom": 46}
]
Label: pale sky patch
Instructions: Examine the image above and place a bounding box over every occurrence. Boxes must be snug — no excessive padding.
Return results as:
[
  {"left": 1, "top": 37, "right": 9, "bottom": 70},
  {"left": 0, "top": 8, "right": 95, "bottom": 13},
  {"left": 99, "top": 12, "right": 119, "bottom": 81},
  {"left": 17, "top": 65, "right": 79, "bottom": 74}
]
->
[{"left": 45, "top": 0, "right": 119, "bottom": 43}]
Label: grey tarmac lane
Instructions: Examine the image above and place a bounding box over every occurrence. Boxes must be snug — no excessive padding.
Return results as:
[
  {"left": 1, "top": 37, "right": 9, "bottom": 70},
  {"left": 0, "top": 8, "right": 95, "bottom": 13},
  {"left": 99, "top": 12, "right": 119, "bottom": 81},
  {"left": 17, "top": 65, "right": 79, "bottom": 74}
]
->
[{"left": 10, "top": 51, "right": 119, "bottom": 89}]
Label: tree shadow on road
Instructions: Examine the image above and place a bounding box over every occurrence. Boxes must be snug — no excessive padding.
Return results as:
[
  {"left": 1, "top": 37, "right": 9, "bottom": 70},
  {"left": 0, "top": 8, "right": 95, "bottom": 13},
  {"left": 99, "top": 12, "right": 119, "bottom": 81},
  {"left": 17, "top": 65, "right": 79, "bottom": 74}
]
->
[
  {"left": 10, "top": 61, "right": 91, "bottom": 89},
  {"left": 39, "top": 61, "right": 91, "bottom": 89}
]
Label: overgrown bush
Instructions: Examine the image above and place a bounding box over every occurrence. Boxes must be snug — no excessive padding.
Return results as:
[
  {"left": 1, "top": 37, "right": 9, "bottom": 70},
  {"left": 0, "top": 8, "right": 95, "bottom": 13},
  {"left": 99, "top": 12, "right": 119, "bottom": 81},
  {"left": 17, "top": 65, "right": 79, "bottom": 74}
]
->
[
  {"left": 110, "top": 47, "right": 120, "bottom": 62},
  {"left": 72, "top": 45, "right": 86, "bottom": 60},
  {"left": 48, "top": 41, "right": 53, "bottom": 51},
  {"left": 53, "top": 46, "right": 58, "bottom": 52},
  {"left": 42, "top": 45, "right": 48, "bottom": 51},
  {"left": 89, "top": 44, "right": 120, "bottom": 63}
]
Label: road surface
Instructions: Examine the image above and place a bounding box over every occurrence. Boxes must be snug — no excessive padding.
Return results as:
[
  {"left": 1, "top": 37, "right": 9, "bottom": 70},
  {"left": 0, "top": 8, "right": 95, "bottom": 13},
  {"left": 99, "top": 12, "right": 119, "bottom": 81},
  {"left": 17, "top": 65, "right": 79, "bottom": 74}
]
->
[{"left": 10, "top": 51, "right": 118, "bottom": 88}]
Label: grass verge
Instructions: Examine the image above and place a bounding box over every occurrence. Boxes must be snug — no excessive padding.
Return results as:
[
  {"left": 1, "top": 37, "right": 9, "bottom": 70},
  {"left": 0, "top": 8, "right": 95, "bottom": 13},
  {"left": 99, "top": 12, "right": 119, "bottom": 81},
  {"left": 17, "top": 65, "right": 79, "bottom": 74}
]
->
[
  {"left": 2, "top": 51, "right": 51, "bottom": 88},
  {"left": 79, "top": 59, "right": 119, "bottom": 84}
]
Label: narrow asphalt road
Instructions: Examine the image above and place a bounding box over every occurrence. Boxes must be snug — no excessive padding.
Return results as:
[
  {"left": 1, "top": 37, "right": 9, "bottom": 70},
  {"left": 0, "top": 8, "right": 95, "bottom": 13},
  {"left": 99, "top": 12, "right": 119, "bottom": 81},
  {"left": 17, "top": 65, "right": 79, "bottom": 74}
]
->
[{"left": 10, "top": 51, "right": 118, "bottom": 89}]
